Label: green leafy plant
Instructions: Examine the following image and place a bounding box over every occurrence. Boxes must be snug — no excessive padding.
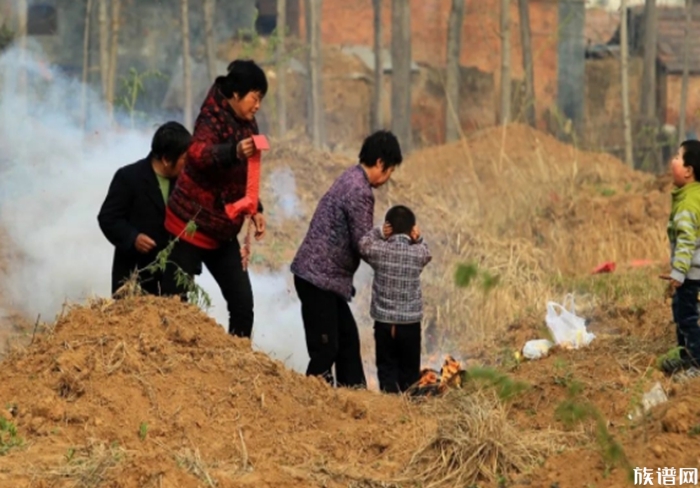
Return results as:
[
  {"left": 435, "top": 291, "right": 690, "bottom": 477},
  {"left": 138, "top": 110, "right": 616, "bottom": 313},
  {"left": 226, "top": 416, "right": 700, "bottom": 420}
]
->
[
  {"left": 455, "top": 262, "right": 500, "bottom": 294},
  {"left": 119, "top": 219, "right": 211, "bottom": 310},
  {"left": 462, "top": 366, "right": 530, "bottom": 401},
  {"left": 655, "top": 346, "right": 684, "bottom": 371},
  {"left": 555, "top": 380, "right": 633, "bottom": 482},
  {"left": 0, "top": 417, "right": 23, "bottom": 455},
  {"left": 115, "top": 67, "right": 167, "bottom": 128},
  {"left": 138, "top": 422, "right": 148, "bottom": 441}
]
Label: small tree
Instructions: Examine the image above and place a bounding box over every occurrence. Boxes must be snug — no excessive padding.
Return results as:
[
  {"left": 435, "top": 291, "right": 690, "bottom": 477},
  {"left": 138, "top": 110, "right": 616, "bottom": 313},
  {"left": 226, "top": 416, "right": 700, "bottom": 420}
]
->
[
  {"left": 390, "top": 0, "right": 412, "bottom": 151},
  {"left": 499, "top": 0, "right": 511, "bottom": 125},
  {"left": 445, "top": 0, "right": 465, "bottom": 142},
  {"left": 620, "top": 0, "right": 634, "bottom": 168},
  {"left": 305, "top": 0, "right": 324, "bottom": 148},
  {"left": 203, "top": 0, "right": 217, "bottom": 81},
  {"left": 106, "top": 0, "right": 122, "bottom": 121},
  {"left": 276, "top": 0, "right": 288, "bottom": 136},
  {"left": 518, "top": 0, "right": 535, "bottom": 127},
  {"left": 679, "top": 0, "right": 692, "bottom": 141},
  {"left": 371, "top": 0, "right": 384, "bottom": 132},
  {"left": 181, "top": 0, "right": 193, "bottom": 129}
]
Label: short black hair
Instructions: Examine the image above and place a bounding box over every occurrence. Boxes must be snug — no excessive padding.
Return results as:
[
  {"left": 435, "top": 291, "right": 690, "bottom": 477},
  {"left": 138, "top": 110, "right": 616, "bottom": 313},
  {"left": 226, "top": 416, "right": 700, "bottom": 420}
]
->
[
  {"left": 681, "top": 139, "right": 700, "bottom": 181},
  {"left": 150, "top": 121, "right": 192, "bottom": 163},
  {"left": 358, "top": 130, "right": 403, "bottom": 170},
  {"left": 217, "top": 59, "right": 268, "bottom": 99},
  {"left": 385, "top": 205, "right": 415, "bottom": 236}
]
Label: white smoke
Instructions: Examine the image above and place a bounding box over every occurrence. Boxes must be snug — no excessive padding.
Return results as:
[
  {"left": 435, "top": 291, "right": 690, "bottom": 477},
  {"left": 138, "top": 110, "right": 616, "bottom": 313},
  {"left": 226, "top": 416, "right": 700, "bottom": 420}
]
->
[
  {"left": 268, "top": 167, "right": 302, "bottom": 221},
  {"left": 0, "top": 45, "right": 378, "bottom": 386}
]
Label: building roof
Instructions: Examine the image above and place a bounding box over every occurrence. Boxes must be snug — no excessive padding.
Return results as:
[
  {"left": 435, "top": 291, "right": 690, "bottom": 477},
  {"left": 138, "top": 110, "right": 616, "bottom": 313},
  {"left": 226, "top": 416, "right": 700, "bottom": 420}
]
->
[
  {"left": 604, "top": 5, "right": 700, "bottom": 74},
  {"left": 585, "top": 7, "right": 620, "bottom": 46},
  {"left": 651, "top": 5, "right": 700, "bottom": 74}
]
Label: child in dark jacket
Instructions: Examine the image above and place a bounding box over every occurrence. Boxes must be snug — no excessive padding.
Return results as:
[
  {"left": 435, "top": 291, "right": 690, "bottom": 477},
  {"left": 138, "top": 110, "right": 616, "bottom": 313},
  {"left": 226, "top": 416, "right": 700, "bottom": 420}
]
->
[{"left": 359, "top": 205, "right": 432, "bottom": 393}]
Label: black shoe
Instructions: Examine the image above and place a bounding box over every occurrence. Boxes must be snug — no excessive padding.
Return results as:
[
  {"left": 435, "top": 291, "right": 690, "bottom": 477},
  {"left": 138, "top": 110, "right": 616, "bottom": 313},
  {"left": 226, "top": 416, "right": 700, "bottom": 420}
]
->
[
  {"left": 673, "top": 366, "right": 700, "bottom": 383},
  {"left": 661, "top": 356, "right": 691, "bottom": 375}
]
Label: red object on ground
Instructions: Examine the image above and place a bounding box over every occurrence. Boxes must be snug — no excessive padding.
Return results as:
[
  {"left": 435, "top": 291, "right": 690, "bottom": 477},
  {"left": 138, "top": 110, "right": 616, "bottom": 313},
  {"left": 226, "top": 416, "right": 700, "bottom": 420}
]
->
[
  {"left": 592, "top": 261, "right": 616, "bottom": 274},
  {"left": 225, "top": 135, "right": 269, "bottom": 221}
]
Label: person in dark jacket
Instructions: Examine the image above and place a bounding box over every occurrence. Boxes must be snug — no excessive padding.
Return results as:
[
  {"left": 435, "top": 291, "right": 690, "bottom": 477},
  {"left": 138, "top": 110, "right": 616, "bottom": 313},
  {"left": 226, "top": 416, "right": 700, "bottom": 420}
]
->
[
  {"left": 162, "top": 59, "right": 267, "bottom": 339},
  {"left": 290, "top": 130, "right": 404, "bottom": 388},
  {"left": 98, "top": 121, "right": 192, "bottom": 296}
]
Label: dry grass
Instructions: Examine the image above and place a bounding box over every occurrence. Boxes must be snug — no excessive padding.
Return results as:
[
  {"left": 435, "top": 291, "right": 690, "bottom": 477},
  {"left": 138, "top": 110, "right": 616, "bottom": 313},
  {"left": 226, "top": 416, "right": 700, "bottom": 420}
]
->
[
  {"left": 375, "top": 124, "right": 667, "bottom": 348},
  {"left": 41, "top": 440, "right": 125, "bottom": 487},
  {"left": 257, "top": 123, "right": 669, "bottom": 353},
  {"left": 268, "top": 125, "right": 668, "bottom": 348},
  {"left": 406, "top": 389, "right": 570, "bottom": 487}
]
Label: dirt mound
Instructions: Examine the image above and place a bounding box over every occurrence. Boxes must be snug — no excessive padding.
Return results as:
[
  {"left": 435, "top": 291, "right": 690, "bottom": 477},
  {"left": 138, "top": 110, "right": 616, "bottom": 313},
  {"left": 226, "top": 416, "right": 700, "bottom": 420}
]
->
[{"left": 0, "top": 296, "right": 432, "bottom": 487}]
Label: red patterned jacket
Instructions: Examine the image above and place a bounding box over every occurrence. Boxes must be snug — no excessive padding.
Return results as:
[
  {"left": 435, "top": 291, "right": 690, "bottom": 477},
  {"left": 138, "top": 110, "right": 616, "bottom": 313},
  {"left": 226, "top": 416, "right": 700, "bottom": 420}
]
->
[{"left": 166, "top": 80, "right": 263, "bottom": 248}]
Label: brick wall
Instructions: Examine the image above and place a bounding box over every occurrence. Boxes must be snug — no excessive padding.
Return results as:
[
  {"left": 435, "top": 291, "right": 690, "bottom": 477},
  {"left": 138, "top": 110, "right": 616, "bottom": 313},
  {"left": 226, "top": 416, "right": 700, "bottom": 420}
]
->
[
  {"left": 298, "top": 0, "right": 560, "bottom": 121},
  {"left": 665, "top": 74, "right": 700, "bottom": 136}
]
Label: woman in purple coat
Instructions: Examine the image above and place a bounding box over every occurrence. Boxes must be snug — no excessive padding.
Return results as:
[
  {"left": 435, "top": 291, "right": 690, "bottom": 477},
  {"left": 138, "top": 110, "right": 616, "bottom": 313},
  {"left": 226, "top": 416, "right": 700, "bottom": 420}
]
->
[{"left": 291, "top": 131, "right": 403, "bottom": 387}]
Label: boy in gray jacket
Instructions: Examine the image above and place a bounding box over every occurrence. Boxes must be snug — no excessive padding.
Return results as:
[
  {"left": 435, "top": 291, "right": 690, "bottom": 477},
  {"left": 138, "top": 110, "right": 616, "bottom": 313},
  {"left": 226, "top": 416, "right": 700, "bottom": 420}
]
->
[{"left": 359, "top": 205, "right": 432, "bottom": 393}]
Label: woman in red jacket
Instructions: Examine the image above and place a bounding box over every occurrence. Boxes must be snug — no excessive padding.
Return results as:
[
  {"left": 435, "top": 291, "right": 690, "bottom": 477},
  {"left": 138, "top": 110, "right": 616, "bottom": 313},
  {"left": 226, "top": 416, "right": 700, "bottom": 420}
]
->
[{"left": 163, "top": 59, "right": 267, "bottom": 338}]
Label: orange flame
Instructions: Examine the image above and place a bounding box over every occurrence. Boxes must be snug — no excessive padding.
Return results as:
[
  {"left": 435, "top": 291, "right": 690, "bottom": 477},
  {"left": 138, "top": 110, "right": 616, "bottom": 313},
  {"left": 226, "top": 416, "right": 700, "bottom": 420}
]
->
[{"left": 414, "top": 355, "right": 463, "bottom": 396}]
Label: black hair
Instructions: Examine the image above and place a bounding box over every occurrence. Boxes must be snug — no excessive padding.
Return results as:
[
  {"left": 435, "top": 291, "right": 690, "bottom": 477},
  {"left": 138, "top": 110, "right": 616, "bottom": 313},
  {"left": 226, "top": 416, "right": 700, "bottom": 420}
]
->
[
  {"left": 358, "top": 130, "right": 403, "bottom": 170},
  {"left": 149, "top": 121, "right": 192, "bottom": 164},
  {"left": 681, "top": 139, "right": 700, "bottom": 181},
  {"left": 217, "top": 59, "right": 268, "bottom": 99},
  {"left": 385, "top": 205, "right": 416, "bottom": 236}
]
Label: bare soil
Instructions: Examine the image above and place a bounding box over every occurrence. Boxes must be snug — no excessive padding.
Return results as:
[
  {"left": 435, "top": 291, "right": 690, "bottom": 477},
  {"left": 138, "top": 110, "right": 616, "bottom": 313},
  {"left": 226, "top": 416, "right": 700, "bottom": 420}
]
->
[{"left": 1, "top": 123, "right": 697, "bottom": 487}]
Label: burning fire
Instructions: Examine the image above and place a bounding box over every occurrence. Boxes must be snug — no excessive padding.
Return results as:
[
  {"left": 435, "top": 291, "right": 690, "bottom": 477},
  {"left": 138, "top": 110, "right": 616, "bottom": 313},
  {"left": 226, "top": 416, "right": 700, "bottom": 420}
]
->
[{"left": 414, "top": 355, "right": 463, "bottom": 396}]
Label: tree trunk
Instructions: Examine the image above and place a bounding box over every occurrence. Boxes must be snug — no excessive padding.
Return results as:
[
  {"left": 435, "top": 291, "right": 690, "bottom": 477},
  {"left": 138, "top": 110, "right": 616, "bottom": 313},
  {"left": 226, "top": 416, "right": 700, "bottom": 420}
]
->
[
  {"left": 305, "top": 0, "right": 324, "bottom": 149},
  {"left": 371, "top": 0, "right": 384, "bottom": 132},
  {"left": 276, "top": 0, "right": 287, "bottom": 136},
  {"left": 106, "top": 0, "right": 121, "bottom": 121},
  {"left": 391, "top": 0, "right": 412, "bottom": 152},
  {"left": 203, "top": 0, "right": 217, "bottom": 81},
  {"left": 81, "top": 0, "right": 93, "bottom": 130},
  {"left": 641, "top": 0, "right": 657, "bottom": 121},
  {"left": 499, "top": 0, "right": 511, "bottom": 125},
  {"left": 445, "top": 0, "right": 465, "bottom": 142},
  {"left": 679, "top": 0, "right": 692, "bottom": 142},
  {"left": 16, "top": 0, "right": 27, "bottom": 99},
  {"left": 98, "top": 0, "right": 109, "bottom": 99},
  {"left": 518, "top": 0, "right": 535, "bottom": 127},
  {"left": 182, "top": 0, "right": 193, "bottom": 129},
  {"left": 620, "top": 0, "right": 634, "bottom": 168}
]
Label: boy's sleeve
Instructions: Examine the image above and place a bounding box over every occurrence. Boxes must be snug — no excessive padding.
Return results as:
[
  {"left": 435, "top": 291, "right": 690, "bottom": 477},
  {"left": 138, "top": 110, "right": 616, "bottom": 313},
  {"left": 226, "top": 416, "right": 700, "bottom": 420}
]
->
[
  {"left": 412, "top": 238, "right": 433, "bottom": 267},
  {"left": 358, "top": 227, "right": 387, "bottom": 264},
  {"left": 671, "top": 207, "right": 699, "bottom": 283}
]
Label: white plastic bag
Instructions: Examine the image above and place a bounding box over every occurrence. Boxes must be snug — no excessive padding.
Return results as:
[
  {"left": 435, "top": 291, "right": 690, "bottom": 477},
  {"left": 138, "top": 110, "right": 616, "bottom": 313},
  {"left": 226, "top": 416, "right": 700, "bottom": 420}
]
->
[
  {"left": 522, "top": 339, "right": 554, "bottom": 360},
  {"left": 545, "top": 294, "right": 595, "bottom": 349}
]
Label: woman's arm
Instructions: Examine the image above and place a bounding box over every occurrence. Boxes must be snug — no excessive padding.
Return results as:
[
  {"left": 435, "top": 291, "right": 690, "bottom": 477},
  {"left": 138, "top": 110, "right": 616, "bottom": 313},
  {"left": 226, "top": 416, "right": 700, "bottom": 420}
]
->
[
  {"left": 187, "top": 119, "right": 244, "bottom": 171},
  {"left": 347, "top": 190, "right": 374, "bottom": 253}
]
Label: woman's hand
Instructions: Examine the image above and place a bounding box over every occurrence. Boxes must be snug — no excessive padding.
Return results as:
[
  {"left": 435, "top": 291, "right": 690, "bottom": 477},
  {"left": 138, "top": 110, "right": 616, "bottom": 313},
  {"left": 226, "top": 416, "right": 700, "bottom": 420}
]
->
[
  {"left": 252, "top": 213, "right": 266, "bottom": 240},
  {"left": 236, "top": 138, "right": 256, "bottom": 159}
]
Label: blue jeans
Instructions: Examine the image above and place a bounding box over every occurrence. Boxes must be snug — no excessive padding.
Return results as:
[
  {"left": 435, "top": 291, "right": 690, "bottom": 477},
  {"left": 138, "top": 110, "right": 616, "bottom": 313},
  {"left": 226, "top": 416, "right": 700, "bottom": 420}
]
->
[{"left": 672, "top": 279, "right": 700, "bottom": 365}]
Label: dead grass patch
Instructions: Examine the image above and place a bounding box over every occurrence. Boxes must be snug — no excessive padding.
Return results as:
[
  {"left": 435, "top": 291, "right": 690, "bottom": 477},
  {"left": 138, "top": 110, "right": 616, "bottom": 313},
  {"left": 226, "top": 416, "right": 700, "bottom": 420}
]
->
[
  {"left": 407, "top": 389, "right": 572, "bottom": 487},
  {"left": 43, "top": 440, "right": 124, "bottom": 487}
]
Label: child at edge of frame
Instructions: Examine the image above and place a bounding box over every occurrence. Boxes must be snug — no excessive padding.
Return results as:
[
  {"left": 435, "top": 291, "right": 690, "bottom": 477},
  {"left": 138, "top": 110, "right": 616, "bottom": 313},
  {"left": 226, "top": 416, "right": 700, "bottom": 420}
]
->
[
  {"left": 358, "top": 204, "right": 432, "bottom": 393},
  {"left": 659, "top": 139, "right": 700, "bottom": 380}
]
